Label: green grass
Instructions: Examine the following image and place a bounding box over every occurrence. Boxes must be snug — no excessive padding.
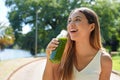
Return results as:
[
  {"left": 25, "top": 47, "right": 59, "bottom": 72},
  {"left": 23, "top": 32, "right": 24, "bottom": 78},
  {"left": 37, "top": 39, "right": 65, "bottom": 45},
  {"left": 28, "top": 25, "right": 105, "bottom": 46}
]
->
[{"left": 112, "top": 55, "right": 120, "bottom": 72}]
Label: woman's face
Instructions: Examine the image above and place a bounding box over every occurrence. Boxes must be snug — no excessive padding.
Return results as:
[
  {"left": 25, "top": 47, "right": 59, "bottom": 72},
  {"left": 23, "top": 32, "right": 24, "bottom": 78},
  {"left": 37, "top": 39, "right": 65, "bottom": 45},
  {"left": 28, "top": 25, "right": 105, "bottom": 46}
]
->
[{"left": 67, "top": 9, "right": 94, "bottom": 41}]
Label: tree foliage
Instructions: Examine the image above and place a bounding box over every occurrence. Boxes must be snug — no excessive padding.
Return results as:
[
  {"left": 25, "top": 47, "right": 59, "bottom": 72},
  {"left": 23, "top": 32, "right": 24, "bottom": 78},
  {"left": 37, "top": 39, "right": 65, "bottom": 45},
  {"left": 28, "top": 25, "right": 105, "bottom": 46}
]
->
[
  {"left": 91, "top": 0, "right": 120, "bottom": 51},
  {"left": 5, "top": 0, "right": 120, "bottom": 54},
  {"left": 0, "top": 22, "right": 15, "bottom": 50}
]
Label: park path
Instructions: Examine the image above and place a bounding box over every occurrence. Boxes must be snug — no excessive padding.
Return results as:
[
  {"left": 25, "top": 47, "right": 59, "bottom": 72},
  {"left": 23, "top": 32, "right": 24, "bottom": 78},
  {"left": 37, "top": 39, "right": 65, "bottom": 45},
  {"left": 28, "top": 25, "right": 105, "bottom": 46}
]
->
[{"left": 5, "top": 58, "right": 120, "bottom": 80}]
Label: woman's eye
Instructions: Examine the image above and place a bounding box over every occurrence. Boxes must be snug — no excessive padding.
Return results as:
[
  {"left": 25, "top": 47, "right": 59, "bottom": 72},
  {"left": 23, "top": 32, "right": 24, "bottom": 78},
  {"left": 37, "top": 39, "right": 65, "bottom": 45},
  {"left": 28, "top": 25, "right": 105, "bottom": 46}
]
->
[
  {"left": 75, "top": 19, "right": 81, "bottom": 21},
  {"left": 68, "top": 20, "right": 71, "bottom": 23},
  {"left": 68, "top": 18, "right": 81, "bottom": 24}
]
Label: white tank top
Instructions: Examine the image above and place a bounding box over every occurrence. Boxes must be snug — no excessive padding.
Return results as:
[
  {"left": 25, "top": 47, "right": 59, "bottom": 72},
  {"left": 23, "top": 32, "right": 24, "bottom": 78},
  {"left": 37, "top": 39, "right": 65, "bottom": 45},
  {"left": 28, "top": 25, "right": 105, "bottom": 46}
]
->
[{"left": 73, "top": 50, "right": 102, "bottom": 80}]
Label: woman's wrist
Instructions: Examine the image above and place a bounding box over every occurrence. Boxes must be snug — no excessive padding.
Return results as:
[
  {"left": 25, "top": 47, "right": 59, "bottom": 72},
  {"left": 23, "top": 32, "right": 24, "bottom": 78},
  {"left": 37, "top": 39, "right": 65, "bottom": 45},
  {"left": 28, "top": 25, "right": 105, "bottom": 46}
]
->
[{"left": 46, "top": 48, "right": 51, "bottom": 59}]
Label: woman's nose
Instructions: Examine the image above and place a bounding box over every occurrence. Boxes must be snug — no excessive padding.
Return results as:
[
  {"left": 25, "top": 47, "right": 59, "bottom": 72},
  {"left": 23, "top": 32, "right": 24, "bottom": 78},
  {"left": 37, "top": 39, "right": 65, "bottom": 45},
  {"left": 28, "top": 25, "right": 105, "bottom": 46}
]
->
[{"left": 68, "top": 21, "right": 75, "bottom": 28}]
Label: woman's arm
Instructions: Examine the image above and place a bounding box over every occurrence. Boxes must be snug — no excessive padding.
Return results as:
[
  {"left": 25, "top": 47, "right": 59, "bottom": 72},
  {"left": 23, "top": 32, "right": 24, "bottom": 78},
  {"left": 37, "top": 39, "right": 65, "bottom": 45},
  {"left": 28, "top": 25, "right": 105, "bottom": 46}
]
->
[
  {"left": 43, "top": 38, "right": 59, "bottom": 80},
  {"left": 43, "top": 59, "right": 60, "bottom": 80},
  {"left": 42, "top": 59, "right": 54, "bottom": 80},
  {"left": 99, "top": 51, "right": 112, "bottom": 80}
]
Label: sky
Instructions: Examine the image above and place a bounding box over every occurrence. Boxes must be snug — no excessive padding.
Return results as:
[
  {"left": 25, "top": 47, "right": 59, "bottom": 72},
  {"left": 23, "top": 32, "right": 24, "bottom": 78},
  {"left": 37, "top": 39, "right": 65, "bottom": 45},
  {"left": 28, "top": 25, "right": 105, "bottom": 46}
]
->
[
  {"left": 0, "top": 0, "right": 31, "bottom": 34},
  {"left": 0, "top": 0, "right": 9, "bottom": 25}
]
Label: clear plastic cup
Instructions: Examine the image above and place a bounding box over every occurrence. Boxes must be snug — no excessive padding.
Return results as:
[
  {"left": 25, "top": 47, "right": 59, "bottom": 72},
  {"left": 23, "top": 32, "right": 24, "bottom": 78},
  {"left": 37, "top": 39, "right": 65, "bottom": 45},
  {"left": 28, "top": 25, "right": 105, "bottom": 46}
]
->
[{"left": 49, "top": 30, "right": 67, "bottom": 63}]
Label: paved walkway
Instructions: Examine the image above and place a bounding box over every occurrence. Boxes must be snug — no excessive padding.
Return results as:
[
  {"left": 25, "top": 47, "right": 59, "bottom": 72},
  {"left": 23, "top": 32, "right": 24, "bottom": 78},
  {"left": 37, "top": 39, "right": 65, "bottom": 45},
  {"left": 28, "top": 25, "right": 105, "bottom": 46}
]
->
[{"left": 5, "top": 58, "right": 120, "bottom": 80}]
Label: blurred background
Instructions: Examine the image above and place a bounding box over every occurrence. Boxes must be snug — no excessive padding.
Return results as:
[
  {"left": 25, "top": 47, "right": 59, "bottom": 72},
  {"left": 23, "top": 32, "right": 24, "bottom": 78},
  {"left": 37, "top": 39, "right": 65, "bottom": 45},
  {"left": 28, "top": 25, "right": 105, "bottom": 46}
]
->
[{"left": 0, "top": 0, "right": 120, "bottom": 80}]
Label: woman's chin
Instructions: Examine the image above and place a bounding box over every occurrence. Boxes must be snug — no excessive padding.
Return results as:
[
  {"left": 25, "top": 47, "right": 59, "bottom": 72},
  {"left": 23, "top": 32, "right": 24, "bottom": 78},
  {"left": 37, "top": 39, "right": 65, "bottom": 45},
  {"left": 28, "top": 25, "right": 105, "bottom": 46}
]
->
[{"left": 70, "top": 37, "right": 76, "bottom": 41}]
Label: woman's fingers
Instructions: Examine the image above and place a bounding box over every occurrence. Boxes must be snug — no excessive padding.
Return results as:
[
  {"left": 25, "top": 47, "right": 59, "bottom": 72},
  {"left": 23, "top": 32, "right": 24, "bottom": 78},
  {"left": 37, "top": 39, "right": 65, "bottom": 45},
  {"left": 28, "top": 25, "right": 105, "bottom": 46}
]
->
[
  {"left": 46, "top": 38, "right": 59, "bottom": 58},
  {"left": 47, "top": 38, "right": 59, "bottom": 49},
  {"left": 51, "top": 38, "right": 59, "bottom": 45}
]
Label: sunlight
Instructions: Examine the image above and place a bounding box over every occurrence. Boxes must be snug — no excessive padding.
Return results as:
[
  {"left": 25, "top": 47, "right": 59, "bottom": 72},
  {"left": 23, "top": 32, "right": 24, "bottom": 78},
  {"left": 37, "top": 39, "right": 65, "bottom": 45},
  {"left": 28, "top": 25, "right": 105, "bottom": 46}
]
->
[{"left": 22, "top": 24, "right": 31, "bottom": 34}]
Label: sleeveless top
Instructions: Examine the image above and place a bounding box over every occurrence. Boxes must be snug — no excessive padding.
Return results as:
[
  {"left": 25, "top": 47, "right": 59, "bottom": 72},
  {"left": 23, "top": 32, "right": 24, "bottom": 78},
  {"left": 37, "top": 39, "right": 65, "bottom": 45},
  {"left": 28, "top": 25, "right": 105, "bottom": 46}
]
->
[{"left": 73, "top": 50, "right": 102, "bottom": 80}]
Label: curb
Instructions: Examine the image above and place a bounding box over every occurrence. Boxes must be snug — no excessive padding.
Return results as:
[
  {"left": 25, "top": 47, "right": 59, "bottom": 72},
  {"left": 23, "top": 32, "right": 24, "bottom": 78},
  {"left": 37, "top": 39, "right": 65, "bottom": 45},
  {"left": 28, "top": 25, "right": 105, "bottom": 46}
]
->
[
  {"left": 112, "top": 70, "right": 120, "bottom": 76},
  {"left": 5, "top": 58, "right": 120, "bottom": 80},
  {"left": 6, "top": 57, "right": 46, "bottom": 80}
]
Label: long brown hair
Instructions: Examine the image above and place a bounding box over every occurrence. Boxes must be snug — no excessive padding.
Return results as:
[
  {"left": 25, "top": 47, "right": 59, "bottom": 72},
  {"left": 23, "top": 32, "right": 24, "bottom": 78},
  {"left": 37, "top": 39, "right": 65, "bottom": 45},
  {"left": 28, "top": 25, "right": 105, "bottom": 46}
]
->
[{"left": 58, "top": 7, "right": 102, "bottom": 80}]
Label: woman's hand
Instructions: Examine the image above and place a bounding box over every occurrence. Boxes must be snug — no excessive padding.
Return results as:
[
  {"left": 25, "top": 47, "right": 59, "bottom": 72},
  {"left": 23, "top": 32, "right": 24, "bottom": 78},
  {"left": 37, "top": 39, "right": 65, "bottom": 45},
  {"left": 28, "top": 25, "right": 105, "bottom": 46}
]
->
[{"left": 46, "top": 38, "right": 59, "bottom": 58}]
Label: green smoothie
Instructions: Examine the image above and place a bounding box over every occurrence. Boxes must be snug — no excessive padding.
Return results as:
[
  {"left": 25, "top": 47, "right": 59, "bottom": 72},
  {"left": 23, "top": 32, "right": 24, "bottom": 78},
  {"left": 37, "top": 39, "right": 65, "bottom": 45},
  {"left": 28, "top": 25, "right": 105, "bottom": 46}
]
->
[{"left": 49, "top": 37, "right": 67, "bottom": 63}]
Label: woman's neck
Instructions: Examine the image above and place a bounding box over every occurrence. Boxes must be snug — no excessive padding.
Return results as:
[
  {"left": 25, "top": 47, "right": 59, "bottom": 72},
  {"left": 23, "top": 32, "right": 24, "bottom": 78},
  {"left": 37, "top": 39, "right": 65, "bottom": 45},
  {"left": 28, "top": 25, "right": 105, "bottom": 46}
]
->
[{"left": 75, "top": 40, "right": 97, "bottom": 57}]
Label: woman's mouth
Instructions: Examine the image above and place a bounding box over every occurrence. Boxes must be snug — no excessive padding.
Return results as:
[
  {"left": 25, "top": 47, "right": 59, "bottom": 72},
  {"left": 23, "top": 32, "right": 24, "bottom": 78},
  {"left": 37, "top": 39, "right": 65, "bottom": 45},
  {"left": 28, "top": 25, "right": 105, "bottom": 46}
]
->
[{"left": 70, "top": 29, "right": 78, "bottom": 33}]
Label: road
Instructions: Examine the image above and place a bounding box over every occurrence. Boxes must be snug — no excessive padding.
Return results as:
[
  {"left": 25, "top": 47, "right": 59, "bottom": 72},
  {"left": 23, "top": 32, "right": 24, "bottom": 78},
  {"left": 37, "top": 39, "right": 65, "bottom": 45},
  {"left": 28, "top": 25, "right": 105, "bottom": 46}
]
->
[
  {"left": 5, "top": 58, "right": 120, "bottom": 80},
  {"left": 111, "top": 72, "right": 120, "bottom": 80}
]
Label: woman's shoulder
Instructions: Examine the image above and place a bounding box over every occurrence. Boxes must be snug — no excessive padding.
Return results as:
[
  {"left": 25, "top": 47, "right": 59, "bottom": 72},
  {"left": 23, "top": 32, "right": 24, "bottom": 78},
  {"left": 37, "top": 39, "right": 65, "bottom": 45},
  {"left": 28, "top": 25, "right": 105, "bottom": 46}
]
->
[
  {"left": 100, "top": 49, "right": 112, "bottom": 63},
  {"left": 100, "top": 49, "right": 112, "bottom": 71}
]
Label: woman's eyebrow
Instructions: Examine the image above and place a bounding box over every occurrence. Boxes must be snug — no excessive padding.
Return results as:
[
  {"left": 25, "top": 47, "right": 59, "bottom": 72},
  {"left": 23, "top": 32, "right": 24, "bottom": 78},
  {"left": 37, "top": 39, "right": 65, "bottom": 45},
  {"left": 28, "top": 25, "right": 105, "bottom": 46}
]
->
[
  {"left": 75, "top": 16, "right": 82, "bottom": 19},
  {"left": 68, "top": 16, "right": 81, "bottom": 20}
]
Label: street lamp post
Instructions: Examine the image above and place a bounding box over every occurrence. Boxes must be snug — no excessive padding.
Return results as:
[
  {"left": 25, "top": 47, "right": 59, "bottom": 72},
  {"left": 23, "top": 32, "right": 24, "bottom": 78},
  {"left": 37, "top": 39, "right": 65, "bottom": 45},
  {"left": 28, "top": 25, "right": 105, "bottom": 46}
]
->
[{"left": 35, "top": 10, "right": 40, "bottom": 57}]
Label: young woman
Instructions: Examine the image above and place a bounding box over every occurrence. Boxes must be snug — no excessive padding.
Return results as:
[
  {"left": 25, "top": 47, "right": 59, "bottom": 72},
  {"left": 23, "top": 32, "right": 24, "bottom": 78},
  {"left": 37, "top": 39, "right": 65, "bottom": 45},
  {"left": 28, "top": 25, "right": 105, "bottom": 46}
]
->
[{"left": 43, "top": 7, "right": 112, "bottom": 80}]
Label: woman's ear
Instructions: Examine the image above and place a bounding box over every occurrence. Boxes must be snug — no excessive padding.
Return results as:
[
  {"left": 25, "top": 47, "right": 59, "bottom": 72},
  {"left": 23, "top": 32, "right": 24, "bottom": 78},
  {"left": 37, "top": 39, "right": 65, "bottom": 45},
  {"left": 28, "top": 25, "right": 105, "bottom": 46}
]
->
[{"left": 89, "top": 23, "right": 95, "bottom": 32}]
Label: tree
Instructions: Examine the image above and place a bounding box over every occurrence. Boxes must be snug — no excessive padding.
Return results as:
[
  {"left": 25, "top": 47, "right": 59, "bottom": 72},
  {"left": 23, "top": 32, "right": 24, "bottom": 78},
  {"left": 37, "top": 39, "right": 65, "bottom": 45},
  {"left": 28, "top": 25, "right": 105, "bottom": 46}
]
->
[
  {"left": 0, "top": 22, "right": 15, "bottom": 50},
  {"left": 91, "top": 0, "right": 120, "bottom": 51},
  {"left": 5, "top": 0, "right": 71, "bottom": 54},
  {"left": 5, "top": 0, "right": 120, "bottom": 54}
]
